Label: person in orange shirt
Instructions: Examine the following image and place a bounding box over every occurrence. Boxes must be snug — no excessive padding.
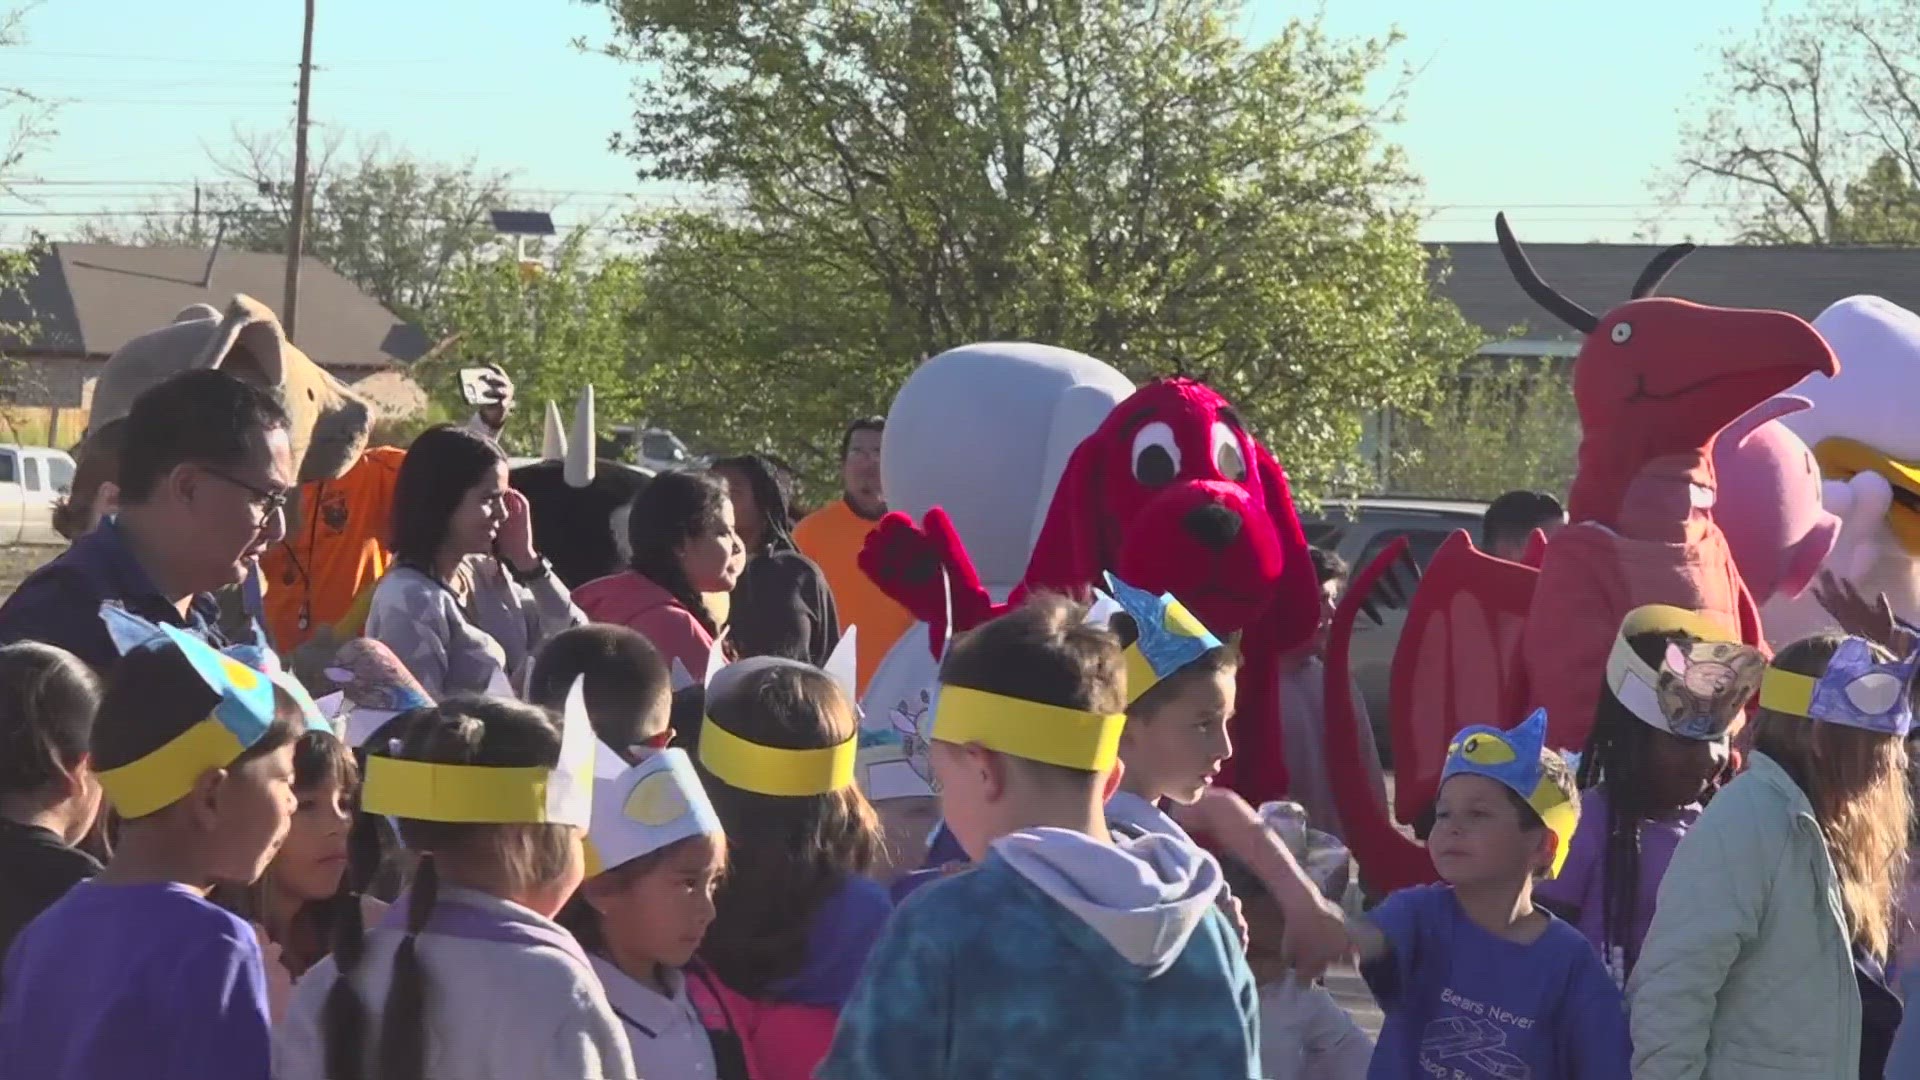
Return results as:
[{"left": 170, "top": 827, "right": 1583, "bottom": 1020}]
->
[{"left": 794, "top": 417, "right": 911, "bottom": 696}]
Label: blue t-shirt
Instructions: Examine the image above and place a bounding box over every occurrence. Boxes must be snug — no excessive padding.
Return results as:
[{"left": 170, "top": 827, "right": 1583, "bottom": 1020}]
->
[
  {"left": 0, "top": 881, "right": 271, "bottom": 1080},
  {"left": 1362, "top": 884, "right": 1630, "bottom": 1080}
]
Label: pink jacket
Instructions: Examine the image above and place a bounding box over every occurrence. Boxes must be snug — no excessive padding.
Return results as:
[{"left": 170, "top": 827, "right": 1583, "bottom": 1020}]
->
[
  {"left": 687, "top": 967, "right": 837, "bottom": 1080},
  {"left": 574, "top": 571, "right": 716, "bottom": 680}
]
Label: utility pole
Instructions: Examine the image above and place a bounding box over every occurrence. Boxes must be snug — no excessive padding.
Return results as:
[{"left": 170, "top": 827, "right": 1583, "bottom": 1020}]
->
[
  {"left": 283, "top": 0, "right": 316, "bottom": 340},
  {"left": 190, "top": 182, "right": 201, "bottom": 238}
]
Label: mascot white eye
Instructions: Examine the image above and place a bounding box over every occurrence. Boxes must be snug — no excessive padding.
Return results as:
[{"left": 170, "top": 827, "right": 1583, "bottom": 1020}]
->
[
  {"left": 1131, "top": 422, "right": 1181, "bottom": 486},
  {"left": 1211, "top": 422, "right": 1247, "bottom": 483},
  {"left": 1609, "top": 322, "right": 1632, "bottom": 344}
]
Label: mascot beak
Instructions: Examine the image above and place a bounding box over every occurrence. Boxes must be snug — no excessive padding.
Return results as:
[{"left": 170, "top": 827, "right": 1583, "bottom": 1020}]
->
[
  {"left": 542, "top": 401, "right": 566, "bottom": 462},
  {"left": 566, "top": 385, "right": 597, "bottom": 489}
]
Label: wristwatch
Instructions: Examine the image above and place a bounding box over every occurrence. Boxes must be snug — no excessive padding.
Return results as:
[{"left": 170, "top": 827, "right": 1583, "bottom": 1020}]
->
[{"left": 507, "top": 556, "right": 552, "bottom": 585}]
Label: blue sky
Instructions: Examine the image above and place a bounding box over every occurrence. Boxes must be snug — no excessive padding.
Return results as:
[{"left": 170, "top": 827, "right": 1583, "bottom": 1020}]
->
[{"left": 4, "top": 0, "right": 1783, "bottom": 244}]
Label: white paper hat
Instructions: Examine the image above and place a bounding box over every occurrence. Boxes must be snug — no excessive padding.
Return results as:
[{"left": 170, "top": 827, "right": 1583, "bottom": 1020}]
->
[{"left": 586, "top": 747, "right": 723, "bottom": 876}]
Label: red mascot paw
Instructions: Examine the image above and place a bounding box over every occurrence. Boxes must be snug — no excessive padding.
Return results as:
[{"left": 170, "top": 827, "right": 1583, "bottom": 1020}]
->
[{"left": 858, "top": 510, "right": 994, "bottom": 650}]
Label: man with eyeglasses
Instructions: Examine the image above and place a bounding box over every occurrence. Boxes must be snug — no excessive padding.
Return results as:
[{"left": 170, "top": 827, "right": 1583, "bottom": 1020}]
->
[{"left": 0, "top": 370, "right": 293, "bottom": 673}]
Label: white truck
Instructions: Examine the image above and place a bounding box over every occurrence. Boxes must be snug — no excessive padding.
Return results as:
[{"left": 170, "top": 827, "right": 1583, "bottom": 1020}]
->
[{"left": 0, "top": 445, "right": 76, "bottom": 546}]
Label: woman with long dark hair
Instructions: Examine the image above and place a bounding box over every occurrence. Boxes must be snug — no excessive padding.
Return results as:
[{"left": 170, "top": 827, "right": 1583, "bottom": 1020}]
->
[
  {"left": 713, "top": 455, "right": 840, "bottom": 667},
  {"left": 365, "top": 425, "right": 582, "bottom": 696},
  {"left": 575, "top": 469, "right": 745, "bottom": 681}
]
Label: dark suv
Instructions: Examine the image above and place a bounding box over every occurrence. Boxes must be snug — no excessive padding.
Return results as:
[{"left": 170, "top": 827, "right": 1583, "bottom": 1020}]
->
[{"left": 1297, "top": 497, "right": 1487, "bottom": 760}]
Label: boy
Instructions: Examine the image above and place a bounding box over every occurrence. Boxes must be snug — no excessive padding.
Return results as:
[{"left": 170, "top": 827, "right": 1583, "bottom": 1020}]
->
[
  {"left": 0, "top": 630, "right": 305, "bottom": 1080},
  {"left": 818, "top": 593, "right": 1260, "bottom": 1078},
  {"left": 1351, "top": 710, "right": 1631, "bottom": 1079},
  {"left": 529, "top": 624, "right": 672, "bottom": 762}
]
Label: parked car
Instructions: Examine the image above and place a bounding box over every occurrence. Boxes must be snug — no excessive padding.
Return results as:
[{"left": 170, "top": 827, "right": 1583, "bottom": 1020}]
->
[
  {"left": 605, "top": 424, "right": 703, "bottom": 473},
  {"left": 0, "top": 445, "right": 77, "bottom": 546},
  {"left": 1297, "top": 496, "right": 1488, "bottom": 764}
]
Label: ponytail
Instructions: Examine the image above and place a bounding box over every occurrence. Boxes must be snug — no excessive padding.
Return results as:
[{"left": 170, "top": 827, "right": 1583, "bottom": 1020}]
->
[
  {"left": 377, "top": 854, "right": 439, "bottom": 1080},
  {"left": 319, "top": 880, "right": 371, "bottom": 1080}
]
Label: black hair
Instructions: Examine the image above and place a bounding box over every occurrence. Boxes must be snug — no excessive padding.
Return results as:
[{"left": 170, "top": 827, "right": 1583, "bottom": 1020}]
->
[
  {"left": 323, "top": 696, "right": 575, "bottom": 1080},
  {"left": 940, "top": 592, "right": 1127, "bottom": 783},
  {"left": 559, "top": 832, "right": 724, "bottom": 957},
  {"left": 839, "top": 416, "right": 884, "bottom": 461},
  {"left": 711, "top": 454, "right": 797, "bottom": 555},
  {"left": 0, "top": 643, "right": 102, "bottom": 800},
  {"left": 1309, "top": 547, "right": 1348, "bottom": 586},
  {"left": 389, "top": 425, "right": 506, "bottom": 570},
  {"left": 1482, "top": 490, "right": 1565, "bottom": 553},
  {"left": 91, "top": 641, "right": 303, "bottom": 796},
  {"left": 527, "top": 624, "right": 672, "bottom": 753},
  {"left": 117, "top": 369, "right": 291, "bottom": 505},
  {"left": 625, "top": 469, "right": 731, "bottom": 639},
  {"left": 1105, "top": 610, "right": 1241, "bottom": 721}
]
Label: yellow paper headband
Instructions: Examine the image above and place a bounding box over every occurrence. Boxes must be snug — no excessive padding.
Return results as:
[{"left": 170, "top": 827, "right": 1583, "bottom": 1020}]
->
[
  {"left": 930, "top": 684, "right": 1126, "bottom": 772},
  {"left": 698, "top": 718, "right": 857, "bottom": 797},
  {"left": 359, "top": 678, "right": 596, "bottom": 827},
  {"left": 99, "top": 718, "right": 250, "bottom": 819}
]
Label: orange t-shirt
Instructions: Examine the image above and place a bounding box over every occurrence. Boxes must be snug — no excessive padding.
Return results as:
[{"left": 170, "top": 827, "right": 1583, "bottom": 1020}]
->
[
  {"left": 261, "top": 446, "right": 405, "bottom": 652},
  {"left": 793, "top": 498, "right": 912, "bottom": 696}
]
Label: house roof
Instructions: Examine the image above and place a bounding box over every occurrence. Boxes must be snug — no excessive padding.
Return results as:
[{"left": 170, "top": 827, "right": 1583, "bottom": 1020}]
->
[
  {"left": 1430, "top": 240, "right": 1920, "bottom": 346},
  {"left": 0, "top": 243, "right": 429, "bottom": 369}
]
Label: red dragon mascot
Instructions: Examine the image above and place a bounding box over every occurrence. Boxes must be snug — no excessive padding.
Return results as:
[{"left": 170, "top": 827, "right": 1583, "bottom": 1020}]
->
[
  {"left": 1324, "top": 215, "right": 1840, "bottom": 893},
  {"left": 861, "top": 376, "right": 1323, "bottom": 805}
]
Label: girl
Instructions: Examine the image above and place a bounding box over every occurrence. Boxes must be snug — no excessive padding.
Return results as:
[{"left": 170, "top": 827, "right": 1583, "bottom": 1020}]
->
[
  {"left": 564, "top": 749, "right": 730, "bottom": 1078},
  {"left": 214, "top": 729, "right": 384, "bottom": 1020},
  {"left": 1538, "top": 606, "right": 1758, "bottom": 979},
  {"left": 1630, "top": 633, "right": 1912, "bottom": 1080},
  {"left": 576, "top": 470, "right": 746, "bottom": 681},
  {"left": 273, "top": 697, "right": 632, "bottom": 1080},
  {"left": 0, "top": 642, "right": 103, "bottom": 958},
  {"left": 366, "top": 425, "right": 582, "bottom": 697},
  {"left": 695, "top": 658, "right": 890, "bottom": 1080},
  {"left": 712, "top": 455, "right": 840, "bottom": 667}
]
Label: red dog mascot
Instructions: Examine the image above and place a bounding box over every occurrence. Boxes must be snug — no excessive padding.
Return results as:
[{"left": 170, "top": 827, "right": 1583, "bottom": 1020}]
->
[{"left": 861, "top": 376, "right": 1322, "bottom": 804}]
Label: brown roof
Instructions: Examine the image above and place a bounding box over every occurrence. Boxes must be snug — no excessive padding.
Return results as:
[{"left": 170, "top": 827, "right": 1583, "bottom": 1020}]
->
[
  {"left": 1429, "top": 241, "right": 1920, "bottom": 346},
  {"left": 0, "top": 243, "right": 429, "bottom": 369}
]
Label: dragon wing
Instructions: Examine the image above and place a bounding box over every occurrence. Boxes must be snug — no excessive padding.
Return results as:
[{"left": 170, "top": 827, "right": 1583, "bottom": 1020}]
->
[{"left": 1388, "top": 532, "right": 1538, "bottom": 826}]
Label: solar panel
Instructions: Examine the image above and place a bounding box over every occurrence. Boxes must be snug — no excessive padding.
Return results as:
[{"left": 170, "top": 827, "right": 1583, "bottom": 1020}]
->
[{"left": 489, "top": 209, "right": 556, "bottom": 236}]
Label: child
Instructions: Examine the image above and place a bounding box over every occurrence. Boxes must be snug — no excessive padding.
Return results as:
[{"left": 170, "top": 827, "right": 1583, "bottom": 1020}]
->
[
  {"left": 0, "top": 628, "right": 309, "bottom": 1080},
  {"left": 274, "top": 693, "right": 633, "bottom": 1080},
  {"left": 213, "top": 728, "right": 380, "bottom": 1019},
  {"left": 1630, "top": 634, "right": 1913, "bottom": 1080},
  {"left": 0, "top": 642, "right": 104, "bottom": 959},
  {"left": 565, "top": 748, "right": 728, "bottom": 1078},
  {"left": 1354, "top": 709, "right": 1631, "bottom": 1078},
  {"left": 818, "top": 593, "right": 1260, "bottom": 1079},
  {"left": 694, "top": 656, "right": 890, "bottom": 1080},
  {"left": 529, "top": 623, "right": 674, "bottom": 760},
  {"left": 1219, "top": 847, "right": 1372, "bottom": 1080},
  {"left": 1537, "top": 604, "right": 1760, "bottom": 980}
]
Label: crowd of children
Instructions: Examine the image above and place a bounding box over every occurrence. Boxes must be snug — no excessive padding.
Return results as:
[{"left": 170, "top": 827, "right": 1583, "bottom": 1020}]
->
[{"left": 2, "top": 550, "right": 1919, "bottom": 1078}]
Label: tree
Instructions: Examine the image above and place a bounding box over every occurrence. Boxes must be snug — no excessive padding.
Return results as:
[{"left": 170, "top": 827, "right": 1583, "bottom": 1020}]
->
[
  {"left": 1, "top": 5, "right": 56, "bottom": 395},
  {"left": 1666, "top": 0, "right": 1920, "bottom": 243},
  {"left": 592, "top": 0, "right": 1483, "bottom": 492},
  {"left": 80, "top": 137, "right": 514, "bottom": 322},
  {"left": 420, "top": 231, "right": 647, "bottom": 455},
  {"left": 1388, "top": 359, "right": 1578, "bottom": 500}
]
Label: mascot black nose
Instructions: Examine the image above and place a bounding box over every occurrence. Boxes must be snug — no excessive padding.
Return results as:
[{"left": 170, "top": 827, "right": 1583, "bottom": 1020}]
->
[{"left": 1182, "top": 503, "right": 1241, "bottom": 551}]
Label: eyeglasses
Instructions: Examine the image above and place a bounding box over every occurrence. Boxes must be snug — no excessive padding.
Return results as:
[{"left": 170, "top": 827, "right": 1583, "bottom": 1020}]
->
[{"left": 203, "top": 467, "right": 291, "bottom": 525}]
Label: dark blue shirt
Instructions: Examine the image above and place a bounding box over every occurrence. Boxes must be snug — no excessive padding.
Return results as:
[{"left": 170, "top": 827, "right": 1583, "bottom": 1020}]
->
[{"left": 0, "top": 518, "right": 226, "bottom": 672}]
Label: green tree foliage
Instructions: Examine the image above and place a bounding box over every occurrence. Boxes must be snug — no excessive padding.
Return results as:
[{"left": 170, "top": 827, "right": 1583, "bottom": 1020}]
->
[
  {"left": 1388, "top": 359, "right": 1577, "bottom": 501},
  {"left": 591, "top": 0, "right": 1482, "bottom": 490},
  {"left": 80, "top": 138, "right": 513, "bottom": 323},
  {"left": 420, "top": 231, "right": 647, "bottom": 455},
  {"left": 1667, "top": 0, "right": 1920, "bottom": 244}
]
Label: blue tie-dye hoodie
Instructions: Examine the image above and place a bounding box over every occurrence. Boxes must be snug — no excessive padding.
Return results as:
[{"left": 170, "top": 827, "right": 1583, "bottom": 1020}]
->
[{"left": 817, "top": 826, "right": 1260, "bottom": 1080}]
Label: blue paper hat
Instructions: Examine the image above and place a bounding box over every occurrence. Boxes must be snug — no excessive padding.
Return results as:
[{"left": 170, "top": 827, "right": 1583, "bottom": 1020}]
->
[
  {"left": 1099, "top": 572, "right": 1225, "bottom": 703},
  {"left": 1758, "top": 637, "right": 1917, "bottom": 737},
  {"left": 1440, "top": 709, "right": 1577, "bottom": 878},
  {"left": 102, "top": 604, "right": 329, "bottom": 733}
]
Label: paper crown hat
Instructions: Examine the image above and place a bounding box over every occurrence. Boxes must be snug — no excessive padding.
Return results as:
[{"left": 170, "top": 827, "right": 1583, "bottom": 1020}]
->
[
  {"left": 1440, "top": 709, "right": 1577, "bottom": 879},
  {"left": 585, "top": 747, "right": 723, "bottom": 877},
  {"left": 96, "top": 604, "right": 332, "bottom": 817},
  {"left": 312, "top": 638, "right": 435, "bottom": 748},
  {"left": 1087, "top": 572, "right": 1225, "bottom": 704},
  {"left": 697, "top": 629, "right": 861, "bottom": 797},
  {"left": 1758, "top": 636, "right": 1918, "bottom": 737},
  {"left": 360, "top": 676, "right": 597, "bottom": 827},
  {"left": 1604, "top": 605, "right": 1763, "bottom": 741},
  {"left": 856, "top": 685, "right": 937, "bottom": 802}
]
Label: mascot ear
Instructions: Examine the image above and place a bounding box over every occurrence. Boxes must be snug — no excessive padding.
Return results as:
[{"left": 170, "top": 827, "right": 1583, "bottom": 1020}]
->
[
  {"left": 1250, "top": 439, "right": 1320, "bottom": 651},
  {"left": 1021, "top": 435, "right": 1110, "bottom": 595}
]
